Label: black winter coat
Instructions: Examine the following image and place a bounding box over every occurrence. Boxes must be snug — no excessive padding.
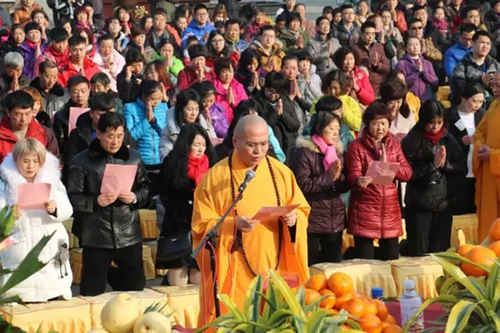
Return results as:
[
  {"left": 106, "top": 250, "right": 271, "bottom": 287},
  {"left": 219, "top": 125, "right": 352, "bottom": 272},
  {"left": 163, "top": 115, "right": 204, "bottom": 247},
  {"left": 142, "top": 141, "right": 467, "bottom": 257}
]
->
[
  {"left": 291, "top": 139, "right": 349, "bottom": 234},
  {"left": 66, "top": 140, "right": 151, "bottom": 249},
  {"left": 159, "top": 153, "right": 196, "bottom": 236},
  {"left": 402, "top": 128, "right": 466, "bottom": 212},
  {"left": 255, "top": 92, "right": 300, "bottom": 161}
]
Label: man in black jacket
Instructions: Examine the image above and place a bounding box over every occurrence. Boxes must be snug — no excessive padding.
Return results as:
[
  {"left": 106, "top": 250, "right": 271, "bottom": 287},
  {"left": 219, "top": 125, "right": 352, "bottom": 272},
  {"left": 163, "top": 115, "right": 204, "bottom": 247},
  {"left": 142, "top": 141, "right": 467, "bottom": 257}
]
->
[{"left": 66, "top": 112, "right": 150, "bottom": 296}]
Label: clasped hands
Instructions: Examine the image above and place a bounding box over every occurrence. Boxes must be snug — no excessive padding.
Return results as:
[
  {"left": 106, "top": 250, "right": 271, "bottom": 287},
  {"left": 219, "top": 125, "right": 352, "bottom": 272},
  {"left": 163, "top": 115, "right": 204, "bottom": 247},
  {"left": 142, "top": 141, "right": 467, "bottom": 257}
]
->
[
  {"left": 235, "top": 210, "right": 297, "bottom": 232},
  {"left": 97, "top": 192, "right": 136, "bottom": 207}
]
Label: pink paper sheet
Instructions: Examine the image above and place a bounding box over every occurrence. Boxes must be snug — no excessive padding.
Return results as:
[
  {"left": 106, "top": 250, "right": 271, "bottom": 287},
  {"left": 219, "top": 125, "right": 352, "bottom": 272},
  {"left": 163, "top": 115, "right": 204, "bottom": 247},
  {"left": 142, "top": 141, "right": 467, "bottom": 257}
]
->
[
  {"left": 252, "top": 204, "right": 299, "bottom": 221},
  {"left": 100, "top": 164, "right": 137, "bottom": 195},
  {"left": 68, "top": 107, "right": 90, "bottom": 135},
  {"left": 365, "top": 161, "right": 400, "bottom": 185},
  {"left": 17, "top": 183, "right": 51, "bottom": 210}
]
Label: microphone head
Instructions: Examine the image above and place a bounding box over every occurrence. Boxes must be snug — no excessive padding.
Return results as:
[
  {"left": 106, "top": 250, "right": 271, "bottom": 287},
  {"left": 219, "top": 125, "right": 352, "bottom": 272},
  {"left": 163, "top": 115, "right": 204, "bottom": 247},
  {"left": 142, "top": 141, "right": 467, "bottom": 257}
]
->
[{"left": 246, "top": 169, "right": 256, "bottom": 181}]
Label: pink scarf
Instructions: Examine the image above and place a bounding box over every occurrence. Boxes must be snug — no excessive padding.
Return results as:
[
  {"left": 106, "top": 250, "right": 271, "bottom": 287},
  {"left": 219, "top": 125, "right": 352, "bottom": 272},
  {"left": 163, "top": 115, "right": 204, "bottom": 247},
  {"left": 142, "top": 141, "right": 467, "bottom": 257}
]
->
[
  {"left": 312, "top": 134, "right": 338, "bottom": 171},
  {"left": 432, "top": 18, "right": 448, "bottom": 35}
]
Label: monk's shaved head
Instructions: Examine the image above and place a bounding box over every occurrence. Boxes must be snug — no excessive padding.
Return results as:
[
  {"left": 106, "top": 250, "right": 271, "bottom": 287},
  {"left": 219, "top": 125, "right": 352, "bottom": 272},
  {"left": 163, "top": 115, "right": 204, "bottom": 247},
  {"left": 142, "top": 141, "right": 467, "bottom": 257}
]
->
[
  {"left": 234, "top": 115, "right": 268, "bottom": 139},
  {"left": 233, "top": 115, "right": 269, "bottom": 168}
]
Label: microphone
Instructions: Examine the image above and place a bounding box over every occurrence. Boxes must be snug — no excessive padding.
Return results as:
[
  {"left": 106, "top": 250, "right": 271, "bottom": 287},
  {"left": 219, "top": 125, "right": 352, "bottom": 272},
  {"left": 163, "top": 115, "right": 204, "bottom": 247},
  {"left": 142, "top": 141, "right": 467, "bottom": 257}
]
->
[{"left": 238, "top": 169, "right": 256, "bottom": 193}]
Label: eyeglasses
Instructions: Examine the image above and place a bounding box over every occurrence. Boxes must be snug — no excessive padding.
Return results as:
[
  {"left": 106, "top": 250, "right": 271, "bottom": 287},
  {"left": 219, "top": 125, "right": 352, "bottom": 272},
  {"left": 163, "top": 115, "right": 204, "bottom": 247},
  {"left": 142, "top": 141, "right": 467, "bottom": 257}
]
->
[{"left": 411, "top": 26, "right": 423, "bottom": 30}]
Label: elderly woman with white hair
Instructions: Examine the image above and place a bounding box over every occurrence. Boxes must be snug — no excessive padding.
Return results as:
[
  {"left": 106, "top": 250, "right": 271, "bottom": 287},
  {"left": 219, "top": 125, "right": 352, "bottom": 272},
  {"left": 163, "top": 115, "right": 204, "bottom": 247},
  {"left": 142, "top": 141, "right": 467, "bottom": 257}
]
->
[
  {"left": 0, "top": 138, "right": 73, "bottom": 302},
  {"left": 0, "top": 51, "right": 30, "bottom": 98}
]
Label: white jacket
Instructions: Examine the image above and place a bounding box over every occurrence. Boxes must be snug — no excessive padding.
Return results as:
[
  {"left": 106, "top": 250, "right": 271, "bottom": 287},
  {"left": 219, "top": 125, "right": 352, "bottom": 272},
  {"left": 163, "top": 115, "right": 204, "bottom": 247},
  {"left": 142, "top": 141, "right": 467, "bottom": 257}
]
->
[{"left": 0, "top": 152, "right": 73, "bottom": 302}]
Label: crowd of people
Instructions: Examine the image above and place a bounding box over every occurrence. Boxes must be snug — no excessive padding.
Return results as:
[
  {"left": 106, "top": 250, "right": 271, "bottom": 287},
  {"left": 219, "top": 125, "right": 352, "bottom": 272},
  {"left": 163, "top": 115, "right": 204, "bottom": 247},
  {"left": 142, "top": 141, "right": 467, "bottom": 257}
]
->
[{"left": 0, "top": 0, "right": 498, "bottom": 309}]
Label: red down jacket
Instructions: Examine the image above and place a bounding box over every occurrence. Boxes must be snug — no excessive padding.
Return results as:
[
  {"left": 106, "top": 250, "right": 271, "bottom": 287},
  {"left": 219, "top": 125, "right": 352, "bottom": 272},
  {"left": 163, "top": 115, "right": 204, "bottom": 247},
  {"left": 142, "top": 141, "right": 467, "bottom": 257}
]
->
[{"left": 346, "top": 130, "right": 412, "bottom": 239}]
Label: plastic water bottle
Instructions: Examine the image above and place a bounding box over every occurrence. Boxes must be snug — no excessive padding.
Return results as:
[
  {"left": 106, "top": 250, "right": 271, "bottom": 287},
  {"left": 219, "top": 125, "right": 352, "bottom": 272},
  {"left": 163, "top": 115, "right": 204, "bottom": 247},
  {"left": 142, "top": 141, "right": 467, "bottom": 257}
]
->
[
  {"left": 371, "top": 287, "right": 384, "bottom": 300},
  {"left": 400, "top": 279, "right": 424, "bottom": 333}
]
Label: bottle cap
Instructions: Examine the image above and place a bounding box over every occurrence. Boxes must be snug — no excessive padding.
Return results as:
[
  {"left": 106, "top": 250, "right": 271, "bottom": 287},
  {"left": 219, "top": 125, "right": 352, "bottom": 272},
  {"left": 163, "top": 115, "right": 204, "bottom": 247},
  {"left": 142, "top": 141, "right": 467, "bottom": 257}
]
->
[
  {"left": 403, "top": 279, "right": 418, "bottom": 296},
  {"left": 371, "top": 287, "right": 383, "bottom": 299}
]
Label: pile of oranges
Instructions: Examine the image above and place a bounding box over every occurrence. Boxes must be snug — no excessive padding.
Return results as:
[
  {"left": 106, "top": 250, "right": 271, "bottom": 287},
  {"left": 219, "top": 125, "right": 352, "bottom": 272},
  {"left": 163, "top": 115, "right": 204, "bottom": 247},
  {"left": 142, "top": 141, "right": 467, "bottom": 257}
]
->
[
  {"left": 303, "top": 272, "right": 402, "bottom": 333},
  {"left": 457, "top": 218, "right": 500, "bottom": 277}
]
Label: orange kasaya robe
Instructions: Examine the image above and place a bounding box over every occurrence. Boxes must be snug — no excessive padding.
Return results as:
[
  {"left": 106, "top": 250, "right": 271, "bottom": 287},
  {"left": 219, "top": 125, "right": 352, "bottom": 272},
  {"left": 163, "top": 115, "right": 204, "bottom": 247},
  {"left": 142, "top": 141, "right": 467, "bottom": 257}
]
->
[
  {"left": 473, "top": 98, "right": 500, "bottom": 241},
  {"left": 192, "top": 153, "right": 311, "bottom": 328}
]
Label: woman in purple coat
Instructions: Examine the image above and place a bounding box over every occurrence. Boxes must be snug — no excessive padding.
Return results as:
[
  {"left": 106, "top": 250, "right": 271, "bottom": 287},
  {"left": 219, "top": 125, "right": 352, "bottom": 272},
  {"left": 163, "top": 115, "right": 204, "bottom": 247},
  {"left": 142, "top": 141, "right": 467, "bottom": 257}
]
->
[
  {"left": 396, "top": 37, "right": 438, "bottom": 102},
  {"left": 17, "top": 22, "right": 47, "bottom": 80}
]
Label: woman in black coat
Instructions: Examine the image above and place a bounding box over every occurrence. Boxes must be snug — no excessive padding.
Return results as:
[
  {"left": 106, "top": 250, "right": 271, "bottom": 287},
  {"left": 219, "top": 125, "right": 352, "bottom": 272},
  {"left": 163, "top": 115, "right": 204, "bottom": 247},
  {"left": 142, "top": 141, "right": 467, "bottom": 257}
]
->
[
  {"left": 446, "top": 83, "right": 486, "bottom": 214},
  {"left": 402, "top": 100, "right": 467, "bottom": 256},
  {"left": 158, "top": 123, "right": 216, "bottom": 286}
]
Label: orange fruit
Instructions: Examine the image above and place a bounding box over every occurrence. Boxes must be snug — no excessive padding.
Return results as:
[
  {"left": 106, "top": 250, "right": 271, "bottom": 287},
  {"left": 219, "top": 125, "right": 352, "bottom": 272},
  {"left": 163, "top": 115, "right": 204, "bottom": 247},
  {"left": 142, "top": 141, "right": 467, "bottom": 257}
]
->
[
  {"left": 457, "top": 244, "right": 475, "bottom": 257},
  {"left": 382, "top": 324, "right": 403, "bottom": 333},
  {"left": 365, "top": 299, "right": 378, "bottom": 316},
  {"left": 306, "top": 274, "right": 327, "bottom": 291},
  {"left": 327, "top": 272, "right": 354, "bottom": 296},
  {"left": 489, "top": 218, "right": 500, "bottom": 242},
  {"left": 489, "top": 240, "right": 500, "bottom": 257},
  {"left": 360, "top": 313, "right": 383, "bottom": 333},
  {"left": 374, "top": 299, "right": 388, "bottom": 321},
  {"left": 305, "top": 288, "right": 321, "bottom": 305},
  {"left": 385, "top": 314, "right": 397, "bottom": 325},
  {"left": 334, "top": 292, "right": 354, "bottom": 310},
  {"left": 342, "top": 298, "right": 367, "bottom": 318},
  {"left": 319, "top": 289, "right": 336, "bottom": 309},
  {"left": 461, "top": 246, "right": 497, "bottom": 276}
]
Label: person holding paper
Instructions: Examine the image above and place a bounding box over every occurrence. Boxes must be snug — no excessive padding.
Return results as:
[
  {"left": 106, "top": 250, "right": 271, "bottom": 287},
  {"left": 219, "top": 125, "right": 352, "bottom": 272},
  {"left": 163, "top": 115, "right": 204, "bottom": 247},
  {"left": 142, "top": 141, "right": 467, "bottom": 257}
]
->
[
  {"left": 473, "top": 74, "right": 500, "bottom": 240},
  {"left": 192, "top": 114, "right": 310, "bottom": 327},
  {"left": 66, "top": 112, "right": 150, "bottom": 296},
  {"left": 402, "top": 100, "right": 466, "bottom": 256},
  {"left": 0, "top": 90, "right": 49, "bottom": 163},
  {"left": 346, "top": 101, "right": 412, "bottom": 260},
  {"left": 293, "top": 112, "right": 349, "bottom": 264},
  {"left": 52, "top": 75, "right": 90, "bottom": 156},
  {"left": 0, "top": 138, "right": 73, "bottom": 302},
  {"left": 157, "top": 124, "right": 216, "bottom": 286}
]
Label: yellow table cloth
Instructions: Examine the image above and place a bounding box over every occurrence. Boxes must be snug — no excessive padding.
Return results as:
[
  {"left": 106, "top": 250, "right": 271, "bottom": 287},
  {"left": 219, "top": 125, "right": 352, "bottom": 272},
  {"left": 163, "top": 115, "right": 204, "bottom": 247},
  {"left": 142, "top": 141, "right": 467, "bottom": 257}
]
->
[
  {"left": 79, "top": 288, "right": 167, "bottom": 329},
  {"left": 62, "top": 218, "right": 79, "bottom": 249},
  {"left": 390, "top": 256, "right": 444, "bottom": 299},
  {"left": 310, "top": 259, "right": 398, "bottom": 298},
  {"left": 152, "top": 285, "right": 200, "bottom": 329},
  {"left": 139, "top": 209, "right": 160, "bottom": 240},
  {"left": 451, "top": 214, "right": 478, "bottom": 247},
  {"left": 0, "top": 298, "right": 92, "bottom": 333}
]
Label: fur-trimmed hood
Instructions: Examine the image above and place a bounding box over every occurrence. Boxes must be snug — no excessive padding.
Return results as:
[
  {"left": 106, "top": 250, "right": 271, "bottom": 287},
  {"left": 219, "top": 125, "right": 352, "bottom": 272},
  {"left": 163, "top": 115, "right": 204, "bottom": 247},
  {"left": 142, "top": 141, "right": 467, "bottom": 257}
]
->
[
  {"left": 0, "top": 152, "right": 60, "bottom": 205},
  {"left": 296, "top": 136, "right": 344, "bottom": 155}
]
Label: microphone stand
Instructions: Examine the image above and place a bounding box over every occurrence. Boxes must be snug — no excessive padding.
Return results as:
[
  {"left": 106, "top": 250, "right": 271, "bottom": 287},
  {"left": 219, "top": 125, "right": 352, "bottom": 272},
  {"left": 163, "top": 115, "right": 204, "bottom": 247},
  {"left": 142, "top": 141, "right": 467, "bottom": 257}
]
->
[{"left": 191, "top": 181, "right": 248, "bottom": 317}]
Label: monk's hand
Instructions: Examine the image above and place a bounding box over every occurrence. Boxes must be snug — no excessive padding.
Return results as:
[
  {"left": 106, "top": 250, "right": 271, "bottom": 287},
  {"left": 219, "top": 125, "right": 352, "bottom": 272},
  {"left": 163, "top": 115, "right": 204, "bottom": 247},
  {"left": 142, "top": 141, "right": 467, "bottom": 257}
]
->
[
  {"left": 280, "top": 210, "right": 297, "bottom": 227},
  {"left": 236, "top": 216, "right": 259, "bottom": 232},
  {"left": 478, "top": 144, "right": 490, "bottom": 161}
]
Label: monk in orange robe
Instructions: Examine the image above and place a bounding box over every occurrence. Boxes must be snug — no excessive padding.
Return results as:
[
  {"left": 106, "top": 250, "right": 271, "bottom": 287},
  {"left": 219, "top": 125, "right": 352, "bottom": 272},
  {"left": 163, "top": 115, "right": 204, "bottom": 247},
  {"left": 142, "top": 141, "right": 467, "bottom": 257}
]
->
[
  {"left": 473, "top": 74, "right": 500, "bottom": 240},
  {"left": 192, "top": 115, "right": 310, "bottom": 328}
]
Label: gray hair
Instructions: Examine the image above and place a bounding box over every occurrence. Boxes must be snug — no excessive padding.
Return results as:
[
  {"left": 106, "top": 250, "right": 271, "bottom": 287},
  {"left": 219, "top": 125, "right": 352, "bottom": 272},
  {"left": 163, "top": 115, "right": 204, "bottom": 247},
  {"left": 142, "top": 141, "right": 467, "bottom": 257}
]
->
[
  {"left": 4, "top": 52, "right": 24, "bottom": 69},
  {"left": 13, "top": 138, "right": 46, "bottom": 166}
]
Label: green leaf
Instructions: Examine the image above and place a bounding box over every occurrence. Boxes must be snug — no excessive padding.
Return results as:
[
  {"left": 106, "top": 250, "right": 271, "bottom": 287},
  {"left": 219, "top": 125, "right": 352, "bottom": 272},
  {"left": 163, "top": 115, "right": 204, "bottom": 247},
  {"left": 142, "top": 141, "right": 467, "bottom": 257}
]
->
[
  {"left": 304, "top": 309, "right": 327, "bottom": 332},
  {"left": 0, "top": 232, "right": 54, "bottom": 295},
  {"left": 3, "top": 208, "right": 15, "bottom": 237},
  {"left": 0, "top": 296, "right": 22, "bottom": 306},
  {"left": 268, "top": 270, "right": 305, "bottom": 320},
  {"left": 0, "top": 206, "right": 10, "bottom": 236},
  {"left": 487, "top": 261, "right": 500, "bottom": 303},
  {"left": 262, "top": 280, "right": 278, "bottom": 320},
  {"left": 244, "top": 275, "right": 262, "bottom": 326},
  {"left": 444, "top": 300, "right": 477, "bottom": 333},
  {"left": 218, "top": 294, "right": 246, "bottom": 322},
  {"left": 431, "top": 254, "right": 488, "bottom": 302},
  {"left": 263, "top": 309, "right": 294, "bottom": 328}
]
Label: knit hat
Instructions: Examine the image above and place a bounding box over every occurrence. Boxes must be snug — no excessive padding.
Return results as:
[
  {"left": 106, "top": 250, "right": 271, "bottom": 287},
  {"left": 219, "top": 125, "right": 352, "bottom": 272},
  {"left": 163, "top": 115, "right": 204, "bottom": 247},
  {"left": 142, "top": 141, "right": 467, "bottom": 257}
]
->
[{"left": 24, "top": 22, "right": 42, "bottom": 34}]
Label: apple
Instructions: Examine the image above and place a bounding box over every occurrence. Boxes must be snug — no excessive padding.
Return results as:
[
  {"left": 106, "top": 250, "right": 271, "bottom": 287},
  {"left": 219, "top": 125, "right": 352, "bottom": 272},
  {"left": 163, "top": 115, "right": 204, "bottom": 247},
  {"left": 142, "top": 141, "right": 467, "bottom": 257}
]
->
[{"left": 101, "top": 293, "right": 141, "bottom": 333}]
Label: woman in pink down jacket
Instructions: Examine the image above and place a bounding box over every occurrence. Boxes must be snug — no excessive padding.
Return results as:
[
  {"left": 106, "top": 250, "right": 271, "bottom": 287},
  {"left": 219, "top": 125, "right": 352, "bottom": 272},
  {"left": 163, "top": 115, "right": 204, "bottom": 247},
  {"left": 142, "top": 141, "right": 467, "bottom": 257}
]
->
[
  {"left": 346, "top": 101, "right": 412, "bottom": 260},
  {"left": 211, "top": 57, "right": 248, "bottom": 124}
]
